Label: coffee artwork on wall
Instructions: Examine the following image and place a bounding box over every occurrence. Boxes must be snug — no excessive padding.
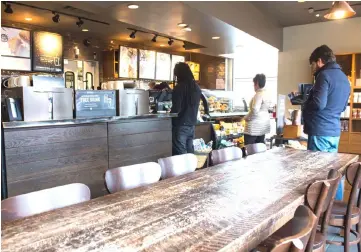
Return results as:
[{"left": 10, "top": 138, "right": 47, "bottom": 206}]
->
[{"left": 32, "top": 31, "right": 63, "bottom": 73}]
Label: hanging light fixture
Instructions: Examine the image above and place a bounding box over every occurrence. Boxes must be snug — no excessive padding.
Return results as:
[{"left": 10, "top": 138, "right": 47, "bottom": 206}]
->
[
  {"left": 129, "top": 30, "right": 137, "bottom": 39},
  {"left": 324, "top": 1, "right": 356, "bottom": 20},
  {"left": 52, "top": 12, "right": 60, "bottom": 23},
  {"left": 76, "top": 18, "right": 84, "bottom": 28},
  {"left": 151, "top": 35, "right": 157, "bottom": 43},
  {"left": 3, "top": 2, "right": 13, "bottom": 14}
]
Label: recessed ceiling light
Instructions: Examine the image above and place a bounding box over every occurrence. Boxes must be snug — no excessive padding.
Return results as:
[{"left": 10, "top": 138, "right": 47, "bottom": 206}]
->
[
  {"left": 298, "top": 0, "right": 305, "bottom": 2},
  {"left": 212, "top": 36, "right": 220, "bottom": 40},
  {"left": 316, "top": 14, "right": 320, "bottom": 17},
  {"left": 160, "top": 44, "right": 165, "bottom": 47},
  {"left": 126, "top": 38, "right": 131, "bottom": 40},
  {"left": 24, "top": 17, "right": 32, "bottom": 21},
  {"left": 110, "top": 40, "right": 114, "bottom": 44},
  {"left": 82, "top": 29, "right": 89, "bottom": 32},
  {"left": 128, "top": 4, "right": 139, "bottom": 9},
  {"left": 183, "top": 27, "right": 192, "bottom": 32},
  {"left": 178, "top": 23, "right": 187, "bottom": 27}
]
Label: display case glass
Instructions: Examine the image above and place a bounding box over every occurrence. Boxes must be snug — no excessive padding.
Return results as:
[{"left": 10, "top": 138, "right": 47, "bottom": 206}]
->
[{"left": 199, "top": 89, "right": 248, "bottom": 117}]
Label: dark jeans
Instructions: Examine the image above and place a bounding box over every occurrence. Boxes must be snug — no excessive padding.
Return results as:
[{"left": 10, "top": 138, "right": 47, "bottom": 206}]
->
[
  {"left": 244, "top": 134, "right": 265, "bottom": 145},
  {"left": 172, "top": 126, "right": 195, "bottom": 156}
]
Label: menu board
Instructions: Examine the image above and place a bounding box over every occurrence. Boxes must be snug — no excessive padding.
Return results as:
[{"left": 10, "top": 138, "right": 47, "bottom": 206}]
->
[
  {"left": 156, "top": 52, "right": 171, "bottom": 80},
  {"left": 32, "top": 31, "right": 63, "bottom": 73},
  {"left": 1, "top": 27, "right": 30, "bottom": 57},
  {"left": 119, "top": 46, "right": 138, "bottom": 78},
  {"left": 171, "top": 55, "right": 185, "bottom": 80},
  {"left": 1, "top": 27, "right": 31, "bottom": 70},
  {"left": 139, "top": 49, "right": 156, "bottom": 79},
  {"left": 186, "top": 61, "right": 200, "bottom": 81}
]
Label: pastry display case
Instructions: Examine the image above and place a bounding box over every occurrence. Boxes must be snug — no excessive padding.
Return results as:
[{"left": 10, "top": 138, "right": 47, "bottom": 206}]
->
[
  {"left": 198, "top": 89, "right": 248, "bottom": 150},
  {"left": 199, "top": 89, "right": 248, "bottom": 118}
]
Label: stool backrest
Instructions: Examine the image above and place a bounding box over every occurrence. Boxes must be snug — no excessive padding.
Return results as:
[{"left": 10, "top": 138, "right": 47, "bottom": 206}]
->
[
  {"left": 211, "top": 147, "right": 243, "bottom": 165},
  {"left": 158, "top": 154, "right": 197, "bottom": 179},
  {"left": 1, "top": 183, "right": 90, "bottom": 222},
  {"left": 304, "top": 169, "right": 341, "bottom": 252},
  {"left": 245, "top": 143, "right": 267, "bottom": 156},
  {"left": 271, "top": 205, "right": 317, "bottom": 252},
  {"left": 105, "top": 162, "right": 161, "bottom": 193}
]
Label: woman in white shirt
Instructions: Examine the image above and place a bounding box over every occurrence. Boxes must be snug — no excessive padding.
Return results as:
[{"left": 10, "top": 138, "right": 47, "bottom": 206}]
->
[{"left": 243, "top": 74, "right": 271, "bottom": 145}]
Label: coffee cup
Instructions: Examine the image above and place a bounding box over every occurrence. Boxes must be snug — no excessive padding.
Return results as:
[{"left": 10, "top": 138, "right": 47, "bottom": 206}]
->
[
  {"left": 17, "top": 76, "right": 31, "bottom": 87},
  {"left": 114, "top": 81, "right": 124, "bottom": 90},
  {"left": 101, "top": 82, "right": 108, "bottom": 90},
  {"left": 107, "top": 81, "right": 114, "bottom": 90}
]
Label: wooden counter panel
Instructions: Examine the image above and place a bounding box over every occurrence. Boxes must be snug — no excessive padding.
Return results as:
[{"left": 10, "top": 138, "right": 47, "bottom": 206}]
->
[
  {"left": 4, "top": 124, "right": 107, "bottom": 149},
  {"left": 108, "top": 118, "right": 172, "bottom": 169},
  {"left": 5, "top": 138, "right": 107, "bottom": 166},
  {"left": 109, "top": 131, "right": 171, "bottom": 149},
  {"left": 4, "top": 124, "right": 108, "bottom": 198},
  {"left": 108, "top": 118, "right": 171, "bottom": 136},
  {"left": 109, "top": 141, "right": 171, "bottom": 169}
]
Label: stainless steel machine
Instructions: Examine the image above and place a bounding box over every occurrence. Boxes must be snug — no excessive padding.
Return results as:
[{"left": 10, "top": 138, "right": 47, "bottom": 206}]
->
[
  {"left": 117, "top": 89, "right": 149, "bottom": 116},
  {"left": 3, "top": 86, "right": 73, "bottom": 121}
]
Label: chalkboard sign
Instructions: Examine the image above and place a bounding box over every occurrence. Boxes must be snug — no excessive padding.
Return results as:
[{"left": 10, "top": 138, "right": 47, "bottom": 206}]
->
[
  {"left": 32, "top": 31, "right": 63, "bottom": 73},
  {"left": 75, "top": 90, "right": 116, "bottom": 118}
]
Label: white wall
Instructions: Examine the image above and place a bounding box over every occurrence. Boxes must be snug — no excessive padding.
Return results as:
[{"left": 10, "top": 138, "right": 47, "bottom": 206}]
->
[
  {"left": 278, "top": 17, "right": 361, "bottom": 110},
  {"left": 234, "top": 42, "right": 279, "bottom": 105}
]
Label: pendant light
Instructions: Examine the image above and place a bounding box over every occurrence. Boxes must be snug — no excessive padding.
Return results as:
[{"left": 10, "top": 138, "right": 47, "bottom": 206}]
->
[{"left": 324, "top": 1, "right": 356, "bottom": 20}]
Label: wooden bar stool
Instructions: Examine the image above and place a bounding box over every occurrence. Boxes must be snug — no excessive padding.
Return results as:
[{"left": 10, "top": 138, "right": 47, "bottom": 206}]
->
[
  {"left": 260, "top": 205, "right": 317, "bottom": 252},
  {"left": 245, "top": 143, "right": 267, "bottom": 156},
  {"left": 1, "top": 183, "right": 91, "bottom": 222},
  {"left": 158, "top": 154, "right": 197, "bottom": 179},
  {"left": 327, "top": 162, "right": 361, "bottom": 252},
  {"left": 257, "top": 169, "right": 341, "bottom": 252},
  {"left": 105, "top": 162, "right": 161, "bottom": 193},
  {"left": 211, "top": 147, "right": 243, "bottom": 165}
]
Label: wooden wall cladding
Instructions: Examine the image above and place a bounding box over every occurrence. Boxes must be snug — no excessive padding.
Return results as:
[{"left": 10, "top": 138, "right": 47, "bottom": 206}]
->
[
  {"left": 4, "top": 124, "right": 108, "bottom": 198},
  {"left": 108, "top": 119, "right": 172, "bottom": 169}
]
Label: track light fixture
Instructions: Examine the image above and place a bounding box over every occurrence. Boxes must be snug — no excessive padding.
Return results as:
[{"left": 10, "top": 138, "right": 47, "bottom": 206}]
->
[
  {"left": 151, "top": 35, "right": 157, "bottom": 43},
  {"left": 76, "top": 18, "right": 84, "bottom": 28},
  {"left": 3, "top": 2, "right": 13, "bottom": 14},
  {"left": 168, "top": 39, "right": 174, "bottom": 46},
  {"left": 129, "top": 30, "right": 137, "bottom": 39},
  {"left": 52, "top": 12, "right": 60, "bottom": 23}
]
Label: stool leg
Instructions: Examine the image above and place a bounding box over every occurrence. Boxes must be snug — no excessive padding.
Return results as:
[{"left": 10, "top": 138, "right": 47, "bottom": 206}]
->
[
  {"left": 357, "top": 223, "right": 361, "bottom": 252},
  {"left": 345, "top": 221, "right": 351, "bottom": 252}
]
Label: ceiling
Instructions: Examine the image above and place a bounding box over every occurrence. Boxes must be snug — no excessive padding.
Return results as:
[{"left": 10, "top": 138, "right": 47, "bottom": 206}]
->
[
  {"left": 253, "top": 1, "right": 361, "bottom": 27},
  {"left": 1, "top": 1, "right": 267, "bottom": 57}
]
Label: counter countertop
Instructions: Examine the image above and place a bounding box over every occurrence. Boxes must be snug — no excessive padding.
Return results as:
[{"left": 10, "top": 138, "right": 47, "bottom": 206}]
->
[{"left": 2, "top": 113, "right": 177, "bottom": 129}]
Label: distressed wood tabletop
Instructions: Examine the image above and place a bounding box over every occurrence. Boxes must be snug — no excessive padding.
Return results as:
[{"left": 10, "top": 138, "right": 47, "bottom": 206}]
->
[{"left": 1, "top": 148, "right": 358, "bottom": 252}]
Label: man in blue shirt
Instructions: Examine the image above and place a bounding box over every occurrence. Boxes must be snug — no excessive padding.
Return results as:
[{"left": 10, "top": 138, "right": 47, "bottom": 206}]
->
[{"left": 303, "top": 45, "right": 350, "bottom": 200}]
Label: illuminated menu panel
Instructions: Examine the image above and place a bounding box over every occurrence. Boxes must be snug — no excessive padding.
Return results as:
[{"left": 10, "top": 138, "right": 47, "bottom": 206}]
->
[
  {"left": 156, "top": 52, "right": 171, "bottom": 80},
  {"left": 186, "top": 61, "right": 200, "bottom": 81},
  {"left": 139, "top": 49, "right": 156, "bottom": 79},
  {"left": 119, "top": 46, "right": 138, "bottom": 78},
  {"left": 170, "top": 55, "right": 185, "bottom": 80},
  {"left": 1, "top": 27, "right": 31, "bottom": 71},
  {"left": 32, "top": 31, "right": 63, "bottom": 73}
]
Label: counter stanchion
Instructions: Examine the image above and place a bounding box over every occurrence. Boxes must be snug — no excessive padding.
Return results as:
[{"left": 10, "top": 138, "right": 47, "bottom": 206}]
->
[{"left": 1, "top": 124, "right": 8, "bottom": 200}]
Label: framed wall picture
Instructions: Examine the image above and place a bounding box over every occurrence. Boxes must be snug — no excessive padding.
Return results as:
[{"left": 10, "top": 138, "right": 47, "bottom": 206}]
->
[
  {"left": 32, "top": 31, "right": 63, "bottom": 73},
  {"left": 1, "top": 27, "right": 31, "bottom": 71}
]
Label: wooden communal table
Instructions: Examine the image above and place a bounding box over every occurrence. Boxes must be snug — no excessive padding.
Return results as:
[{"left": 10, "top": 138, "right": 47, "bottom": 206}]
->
[{"left": 1, "top": 149, "right": 358, "bottom": 252}]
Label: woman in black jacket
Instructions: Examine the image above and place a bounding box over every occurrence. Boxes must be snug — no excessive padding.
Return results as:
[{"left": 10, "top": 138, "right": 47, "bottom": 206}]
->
[{"left": 171, "top": 62, "right": 201, "bottom": 156}]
